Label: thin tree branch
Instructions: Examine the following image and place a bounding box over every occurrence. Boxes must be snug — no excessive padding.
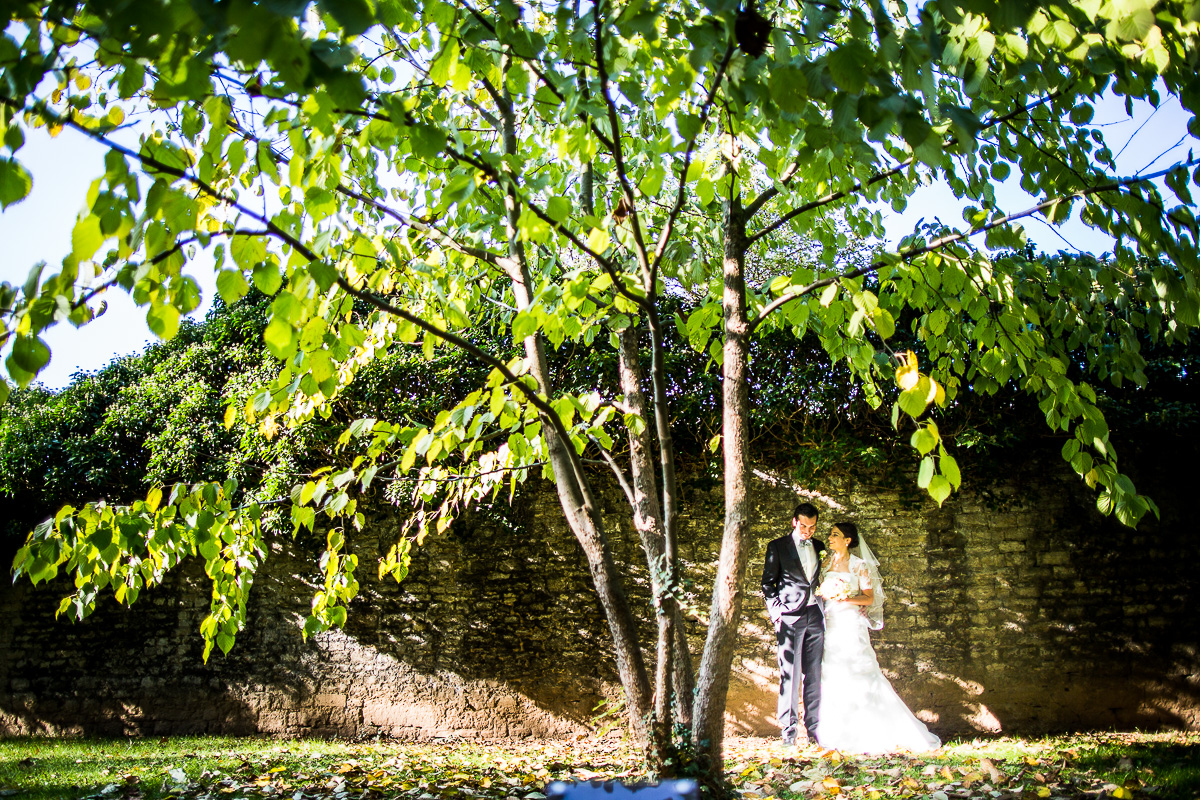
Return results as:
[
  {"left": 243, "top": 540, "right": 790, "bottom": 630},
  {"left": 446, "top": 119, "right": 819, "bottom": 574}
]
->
[
  {"left": 591, "top": 0, "right": 655, "bottom": 288},
  {"left": 590, "top": 437, "right": 638, "bottom": 507},
  {"left": 744, "top": 90, "right": 1066, "bottom": 242},
  {"left": 648, "top": 44, "right": 736, "bottom": 289},
  {"left": 1, "top": 97, "right": 596, "bottom": 474}
]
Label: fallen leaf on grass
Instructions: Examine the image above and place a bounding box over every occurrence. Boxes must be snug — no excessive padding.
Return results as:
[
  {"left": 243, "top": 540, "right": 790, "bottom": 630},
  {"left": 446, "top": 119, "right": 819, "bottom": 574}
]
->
[
  {"left": 979, "top": 758, "right": 1003, "bottom": 784},
  {"left": 960, "top": 771, "right": 983, "bottom": 788}
]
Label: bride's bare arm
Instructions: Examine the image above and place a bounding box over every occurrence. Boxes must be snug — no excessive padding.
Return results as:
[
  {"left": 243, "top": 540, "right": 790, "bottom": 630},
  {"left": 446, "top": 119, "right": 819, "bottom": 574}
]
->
[
  {"left": 840, "top": 586, "right": 873, "bottom": 606},
  {"left": 839, "top": 562, "right": 874, "bottom": 606}
]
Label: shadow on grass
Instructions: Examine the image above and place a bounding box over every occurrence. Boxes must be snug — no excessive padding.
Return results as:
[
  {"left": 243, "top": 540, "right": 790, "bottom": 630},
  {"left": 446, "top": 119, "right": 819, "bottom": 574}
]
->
[{"left": 1069, "top": 735, "right": 1200, "bottom": 800}]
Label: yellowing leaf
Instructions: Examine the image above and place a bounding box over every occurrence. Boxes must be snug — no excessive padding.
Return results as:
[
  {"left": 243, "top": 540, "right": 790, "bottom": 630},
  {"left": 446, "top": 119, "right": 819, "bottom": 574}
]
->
[
  {"left": 820, "top": 282, "right": 840, "bottom": 307},
  {"left": 586, "top": 227, "right": 611, "bottom": 253},
  {"left": 896, "top": 350, "right": 919, "bottom": 390},
  {"left": 145, "top": 486, "right": 163, "bottom": 512}
]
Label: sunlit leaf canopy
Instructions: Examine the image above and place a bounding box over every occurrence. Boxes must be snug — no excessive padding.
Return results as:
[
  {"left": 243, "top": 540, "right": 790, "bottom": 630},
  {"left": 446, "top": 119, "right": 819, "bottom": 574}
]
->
[{"left": 3, "top": 0, "right": 1200, "bottom": 766}]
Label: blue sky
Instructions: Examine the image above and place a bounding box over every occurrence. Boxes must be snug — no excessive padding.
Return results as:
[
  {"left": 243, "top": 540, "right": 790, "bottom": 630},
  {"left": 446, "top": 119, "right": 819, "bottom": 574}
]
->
[{"left": 1, "top": 91, "right": 1195, "bottom": 390}]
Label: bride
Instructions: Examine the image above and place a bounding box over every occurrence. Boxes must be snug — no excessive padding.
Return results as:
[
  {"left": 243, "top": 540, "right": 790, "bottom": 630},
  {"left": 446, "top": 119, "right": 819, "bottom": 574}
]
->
[{"left": 815, "top": 521, "right": 941, "bottom": 754}]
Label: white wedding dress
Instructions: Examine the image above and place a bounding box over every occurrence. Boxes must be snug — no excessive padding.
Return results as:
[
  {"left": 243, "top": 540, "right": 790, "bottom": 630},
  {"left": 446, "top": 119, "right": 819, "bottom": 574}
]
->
[{"left": 817, "top": 556, "right": 941, "bottom": 754}]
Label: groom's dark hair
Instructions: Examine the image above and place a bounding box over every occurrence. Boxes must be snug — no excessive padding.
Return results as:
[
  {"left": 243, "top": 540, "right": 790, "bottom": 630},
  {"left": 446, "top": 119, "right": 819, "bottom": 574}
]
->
[{"left": 793, "top": 502, "right": 819, "bottom": 519}]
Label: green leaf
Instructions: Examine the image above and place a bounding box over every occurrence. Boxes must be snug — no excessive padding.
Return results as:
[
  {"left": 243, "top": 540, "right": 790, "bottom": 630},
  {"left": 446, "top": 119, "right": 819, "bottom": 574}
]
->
[
  {"left": 928, "top": 474, "right": 952, "bottom": 505},
  {"left": 146, "top": 303, "right": 181, "bottom": 340},
  {"left": 232, "top": 236, "right": 267, "bottom": 271},
  {"left": 871, "top": 308, "right": 895, "bottom": 339},
  {"left": 0, "top": 157, "right": 33, "bottom": 209},
  {"left": 911, "top": 426, "right": 938, "bottom": 455},
  {"left": 252, "top": 262, "right": 283, "bottom": 295},
  {"left": 546, "top": 195, "right": 571, "bottom": 222},
  {"left": 71, "top": 215, "right": 105, "bottom": 260},
  {"left": 216, "top": 269, "right": 251, "bottom": 304},
  {"left": 917, "top": 456, "right": 934, "bottom": 488},
  {"left": 300, "top": 317, "right": 327, "bottom": 351},
  {"left": 587, "top": 227, "right": 611, "bottom": 253},
  {"left": 9, "top": 335, "right": 50, "bottom": 376},
  {"left": 256, "top": 139, "right": 279, "bottom": 182},
  {"left": 769, "top": 65, "right": 808, "bottom": 114},
  {"left": 430, "top": 38, "right": 461, "bottom": 87},
  {"left": 897, "top": 383, "right": 930, "bottom": 418},
  {"left": 827, "top": 42, "right": 870, "bottom": 94},
  {"left": 517, "top": 207, "right": 551, "bottom": 243},
  {"left": 264, "top": 317, "right": 297, "bottom": 358},
  {"left": 408, "top": 124, "right": 446, "bottom": 160},
  {"left": 942, "top": 453, "right": 962, "bottom": 489},
  {"left": 512, "top": 310, "right": 538, "bottom": 341},
  {"left": 638, "top": 164, "right": 665, "bottom": 197}
]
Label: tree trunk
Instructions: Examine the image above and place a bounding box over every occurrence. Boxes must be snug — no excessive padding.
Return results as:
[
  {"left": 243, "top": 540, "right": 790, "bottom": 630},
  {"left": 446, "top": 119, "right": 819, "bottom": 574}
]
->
[
  {"left": 498, "top": 58, "right": 657, "bottom": 763},
  {"left": 617, "top": 326, "right": 678, "bottom": 767},
  {"left": 692, "top": 195, "right": 752, "bottom": 775}
]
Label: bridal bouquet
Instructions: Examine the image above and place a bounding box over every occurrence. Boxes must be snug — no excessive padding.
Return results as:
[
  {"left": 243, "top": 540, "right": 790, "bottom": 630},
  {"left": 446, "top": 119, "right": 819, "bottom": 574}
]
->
[{"left": 816, "top": 573, "right": 859, "bottom": 602}]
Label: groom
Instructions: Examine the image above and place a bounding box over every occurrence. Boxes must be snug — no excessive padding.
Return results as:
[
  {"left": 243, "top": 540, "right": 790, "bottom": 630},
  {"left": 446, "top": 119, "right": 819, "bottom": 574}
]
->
[{"left": 761, "top": 502, "right": 826, "bottom": 746}]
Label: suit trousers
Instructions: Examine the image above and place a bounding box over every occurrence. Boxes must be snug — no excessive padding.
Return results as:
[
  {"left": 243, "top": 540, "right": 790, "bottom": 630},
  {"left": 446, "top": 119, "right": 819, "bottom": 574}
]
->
[{"left": 776, "top": 604, "right": 824, "bottom": 743}]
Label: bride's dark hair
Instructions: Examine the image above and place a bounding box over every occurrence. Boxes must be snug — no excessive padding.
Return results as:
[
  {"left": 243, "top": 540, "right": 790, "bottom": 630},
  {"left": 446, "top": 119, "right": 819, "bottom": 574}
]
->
[{"left": 832, "top": 521, "right": 859, "bottom": 549}]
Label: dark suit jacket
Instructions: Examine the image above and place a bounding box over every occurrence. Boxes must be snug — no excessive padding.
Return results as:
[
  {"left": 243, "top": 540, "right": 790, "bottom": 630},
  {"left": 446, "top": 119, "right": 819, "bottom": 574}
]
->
[{"left": 762, "top": 534, "right": 826, "bottom": 626}]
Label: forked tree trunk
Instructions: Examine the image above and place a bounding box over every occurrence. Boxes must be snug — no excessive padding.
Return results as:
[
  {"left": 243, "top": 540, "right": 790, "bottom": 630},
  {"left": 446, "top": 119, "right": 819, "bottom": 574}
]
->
[
  {"left": 497, "top": 60, "right": 660, "bottom": 762},
  {"left": 692, "top": 195, "right": 753, "bottom": 775}
]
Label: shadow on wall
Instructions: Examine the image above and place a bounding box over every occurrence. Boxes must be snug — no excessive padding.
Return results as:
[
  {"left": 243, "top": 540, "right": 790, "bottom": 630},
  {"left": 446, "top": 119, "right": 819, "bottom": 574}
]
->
[
  {"left": 0, "top": 569, "right": 263, "bottom": 737},
  {"left": 0, "top": 495, "right": 621, "bottom": 740}
]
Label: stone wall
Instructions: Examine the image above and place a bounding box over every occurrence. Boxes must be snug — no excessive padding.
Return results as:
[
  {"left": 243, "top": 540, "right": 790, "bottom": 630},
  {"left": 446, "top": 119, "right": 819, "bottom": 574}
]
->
[{"left": 2, "top": 444, "right": 1197, "bottom": 740}]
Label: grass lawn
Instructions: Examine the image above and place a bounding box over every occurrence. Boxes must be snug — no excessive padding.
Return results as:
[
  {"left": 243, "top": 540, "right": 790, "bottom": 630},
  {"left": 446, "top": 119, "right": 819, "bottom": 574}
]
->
[{"left": 0, "top": 731, "right": 1195, "bottom": 800}]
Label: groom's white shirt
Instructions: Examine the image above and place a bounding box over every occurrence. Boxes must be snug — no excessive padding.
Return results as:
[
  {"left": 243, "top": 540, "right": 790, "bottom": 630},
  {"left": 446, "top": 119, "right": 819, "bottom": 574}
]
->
[{"left": 792, "top": 530, "right": 817, "bottom": 582}]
